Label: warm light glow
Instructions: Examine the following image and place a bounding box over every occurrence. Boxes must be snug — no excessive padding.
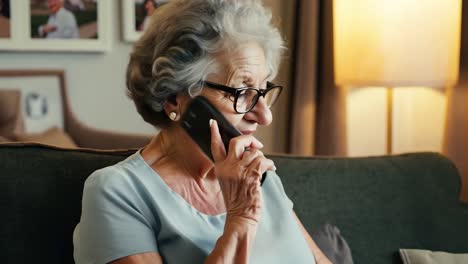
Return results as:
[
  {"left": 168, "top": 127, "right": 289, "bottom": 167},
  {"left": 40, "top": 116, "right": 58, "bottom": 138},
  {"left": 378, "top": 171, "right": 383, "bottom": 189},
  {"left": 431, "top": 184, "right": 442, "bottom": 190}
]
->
[
  {"left": 346, "top": 86, "right": 447, "bottom": 156},
  {"left": 334, "top": 0, "right": 462, "bottom": 87},
  {"left": 392, "top": 87, "right": 447, "bottom": 154},
  {"left": 347, "top": 87, "right": 388, "bottom": 156}
]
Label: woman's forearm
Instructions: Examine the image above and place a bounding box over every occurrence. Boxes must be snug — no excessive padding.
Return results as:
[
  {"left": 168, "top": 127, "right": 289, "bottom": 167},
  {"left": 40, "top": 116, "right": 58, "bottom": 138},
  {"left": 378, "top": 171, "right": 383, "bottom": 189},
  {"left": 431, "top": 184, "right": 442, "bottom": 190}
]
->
[{"left": 204, "top": 217, "right": 258, "bottom": 264}]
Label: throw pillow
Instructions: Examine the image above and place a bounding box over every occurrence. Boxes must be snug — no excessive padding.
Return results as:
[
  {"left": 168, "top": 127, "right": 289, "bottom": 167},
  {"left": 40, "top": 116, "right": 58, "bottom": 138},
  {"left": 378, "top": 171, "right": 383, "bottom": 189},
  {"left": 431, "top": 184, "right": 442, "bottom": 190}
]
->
[
  {"left": 400, "top": 249, "right": 468, "bottom": 264},
  {"left": 311, "top": 223, "right": 354, "bottom": 264},
  {"left": 14, "top": 126, "right": 78, "bottom": 148}
]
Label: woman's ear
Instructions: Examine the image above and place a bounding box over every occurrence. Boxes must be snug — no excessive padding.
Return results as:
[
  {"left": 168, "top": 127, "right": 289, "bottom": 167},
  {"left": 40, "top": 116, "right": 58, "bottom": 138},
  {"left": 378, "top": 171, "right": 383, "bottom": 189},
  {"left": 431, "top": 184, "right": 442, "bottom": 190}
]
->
[
  {"left": 163, "top": 94, "right": 189, "bottom": 122},
  {"left": 166, "top": 94, "right": 177, "bottom": 104},
  {"left": 163, "top": 95, "right": 179, "bottom": 121}
]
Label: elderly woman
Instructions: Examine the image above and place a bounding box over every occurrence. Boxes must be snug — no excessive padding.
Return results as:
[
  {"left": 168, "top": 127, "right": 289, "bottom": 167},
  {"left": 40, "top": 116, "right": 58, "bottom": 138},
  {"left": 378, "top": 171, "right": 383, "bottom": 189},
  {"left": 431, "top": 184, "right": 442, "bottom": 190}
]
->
[{"left": 73, "top": 0, "right": 331, "bottom": 263}]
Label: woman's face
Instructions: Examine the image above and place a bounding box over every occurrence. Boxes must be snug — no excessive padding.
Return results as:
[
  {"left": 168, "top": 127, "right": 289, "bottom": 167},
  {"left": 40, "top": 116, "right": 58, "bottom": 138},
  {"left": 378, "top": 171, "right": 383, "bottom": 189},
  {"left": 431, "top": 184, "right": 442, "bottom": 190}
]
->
[{"left": 201, "top": 42, "right": 273, "bottom": 136}]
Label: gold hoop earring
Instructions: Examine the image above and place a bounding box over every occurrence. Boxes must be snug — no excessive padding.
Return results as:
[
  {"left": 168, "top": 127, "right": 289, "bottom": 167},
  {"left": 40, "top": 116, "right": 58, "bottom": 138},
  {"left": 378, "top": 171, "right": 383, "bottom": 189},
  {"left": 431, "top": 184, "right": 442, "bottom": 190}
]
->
[{"left": 169, "top": 112, "right": 178, "bottom": 121}]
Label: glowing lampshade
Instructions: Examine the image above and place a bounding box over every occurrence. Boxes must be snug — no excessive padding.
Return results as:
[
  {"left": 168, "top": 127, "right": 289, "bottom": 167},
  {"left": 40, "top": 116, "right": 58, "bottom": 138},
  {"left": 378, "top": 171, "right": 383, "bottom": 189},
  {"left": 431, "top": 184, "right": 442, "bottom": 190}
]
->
[{"left": 333, "top": 0, "right": 462, "bottom": 87}]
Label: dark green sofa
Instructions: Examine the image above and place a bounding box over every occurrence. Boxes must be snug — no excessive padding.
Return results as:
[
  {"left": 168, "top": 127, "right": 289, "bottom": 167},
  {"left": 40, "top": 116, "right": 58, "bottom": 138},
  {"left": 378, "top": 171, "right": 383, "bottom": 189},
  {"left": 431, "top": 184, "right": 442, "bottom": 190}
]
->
[{"left": 0, "top": 143, "right": 467, "bottom": 264}]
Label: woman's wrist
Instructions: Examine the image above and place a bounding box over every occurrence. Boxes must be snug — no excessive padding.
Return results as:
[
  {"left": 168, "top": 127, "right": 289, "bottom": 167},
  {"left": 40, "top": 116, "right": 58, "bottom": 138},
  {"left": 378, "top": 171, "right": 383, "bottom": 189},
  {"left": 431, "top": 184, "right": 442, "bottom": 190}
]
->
[
  {"left": 224, "top": 216, "right": 258, "bottom": 239},
  {"left": 204, "top": 216, "right": 258, "bottom": 264},
  {"left": 225, "top": 215, "right": 258, "bottom": 230}
]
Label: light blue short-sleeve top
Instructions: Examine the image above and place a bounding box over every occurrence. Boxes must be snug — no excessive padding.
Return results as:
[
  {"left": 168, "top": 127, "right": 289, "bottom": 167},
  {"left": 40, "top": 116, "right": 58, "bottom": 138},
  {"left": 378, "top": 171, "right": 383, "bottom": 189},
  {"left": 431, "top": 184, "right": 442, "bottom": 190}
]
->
[{"left": 73, "top": 151, "right": 315, "bottom": 264}]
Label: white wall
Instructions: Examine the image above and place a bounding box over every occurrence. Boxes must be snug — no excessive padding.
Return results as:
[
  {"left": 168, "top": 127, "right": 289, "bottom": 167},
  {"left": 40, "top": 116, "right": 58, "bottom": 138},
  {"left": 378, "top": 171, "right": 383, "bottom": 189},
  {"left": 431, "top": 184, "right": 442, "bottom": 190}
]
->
[{"left": 0, "top": 1, "right": 156, "bottom": 135}]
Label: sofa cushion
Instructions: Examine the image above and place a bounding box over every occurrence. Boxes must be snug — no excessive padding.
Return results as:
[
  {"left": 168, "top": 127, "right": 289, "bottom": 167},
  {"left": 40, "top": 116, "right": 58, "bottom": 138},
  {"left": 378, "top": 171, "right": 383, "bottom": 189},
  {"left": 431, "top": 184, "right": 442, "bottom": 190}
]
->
[
  {"left": 271, "top": 153, "right": 468, "bottom": 264},
  {"left": 0, "top": 144, "right": 134, "bottom": 263},
  {"left": 400, "top": 249, "right": 468, "bottom": 264},
  {"left": 13, "top": 126, "right": 77, "bottom": 148},
  {"left": 0, "top": 145, "right": 467, "bottom": 264}
]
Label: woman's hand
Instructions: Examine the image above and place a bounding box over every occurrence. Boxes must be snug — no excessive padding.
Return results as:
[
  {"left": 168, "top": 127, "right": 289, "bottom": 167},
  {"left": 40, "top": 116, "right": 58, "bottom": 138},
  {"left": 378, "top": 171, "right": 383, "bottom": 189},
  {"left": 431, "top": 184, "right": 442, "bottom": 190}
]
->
[{"left": 210, "top": 119, "right": 276, "bottom": 224}]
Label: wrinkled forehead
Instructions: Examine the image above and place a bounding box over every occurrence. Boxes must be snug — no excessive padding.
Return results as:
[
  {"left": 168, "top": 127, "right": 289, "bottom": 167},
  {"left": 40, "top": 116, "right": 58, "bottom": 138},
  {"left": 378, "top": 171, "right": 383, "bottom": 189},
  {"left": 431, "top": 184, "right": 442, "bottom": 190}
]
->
[{"left": 213, "top": 42, "right": 269, "bottom": 83}]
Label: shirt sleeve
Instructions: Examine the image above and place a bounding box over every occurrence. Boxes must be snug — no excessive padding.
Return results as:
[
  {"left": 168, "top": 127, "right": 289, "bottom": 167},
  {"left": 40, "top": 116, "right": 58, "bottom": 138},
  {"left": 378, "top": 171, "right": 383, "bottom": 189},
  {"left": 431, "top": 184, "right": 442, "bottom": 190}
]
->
[
  {"left": 60, "top": 11, "right": 80, "bottom": 38},
  {"left": 266, "top": 171, "right": 294, "bottom": 209},
  {"left": 73, "top": 168, "right": 159, "bottom": 264}
]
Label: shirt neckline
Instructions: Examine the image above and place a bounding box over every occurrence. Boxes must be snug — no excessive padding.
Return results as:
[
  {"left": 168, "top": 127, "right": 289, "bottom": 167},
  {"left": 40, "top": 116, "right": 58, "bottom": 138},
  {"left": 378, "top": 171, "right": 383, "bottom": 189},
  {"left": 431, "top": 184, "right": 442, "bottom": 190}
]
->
[{"left": 134, "top": 149, "right": 227, "bottom": 219}]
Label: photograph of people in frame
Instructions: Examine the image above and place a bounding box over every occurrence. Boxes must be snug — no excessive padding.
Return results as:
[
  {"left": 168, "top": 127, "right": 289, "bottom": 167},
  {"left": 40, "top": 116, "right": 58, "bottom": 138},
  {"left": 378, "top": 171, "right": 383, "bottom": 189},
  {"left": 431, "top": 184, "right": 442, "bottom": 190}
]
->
[
  {"left": 135, "top": 0, "right": 169, "bottom": 32},
  {"left": 0, "top": 0, "right": 10, "bottom": 38},
  {"left": 30, "top": 0, "right": 98, "bottom": 39}
]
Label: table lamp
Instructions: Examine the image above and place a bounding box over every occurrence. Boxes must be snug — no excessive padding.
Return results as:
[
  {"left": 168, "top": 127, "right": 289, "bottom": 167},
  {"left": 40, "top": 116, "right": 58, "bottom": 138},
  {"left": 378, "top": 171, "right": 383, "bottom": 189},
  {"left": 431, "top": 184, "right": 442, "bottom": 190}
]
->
[{"left": 333, "top": 0, "right": 462, "bottom": 154}]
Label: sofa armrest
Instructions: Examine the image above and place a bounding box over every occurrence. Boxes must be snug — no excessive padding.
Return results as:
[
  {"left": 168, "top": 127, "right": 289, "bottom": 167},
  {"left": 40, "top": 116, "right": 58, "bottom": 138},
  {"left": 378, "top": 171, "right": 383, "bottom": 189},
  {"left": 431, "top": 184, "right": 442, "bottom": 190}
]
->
[
  {"left": 70, "top": 126, "right": 151, "bottom": 150},
  {"left": 65, "top": 115, "right": 152, "bottom": 150}
]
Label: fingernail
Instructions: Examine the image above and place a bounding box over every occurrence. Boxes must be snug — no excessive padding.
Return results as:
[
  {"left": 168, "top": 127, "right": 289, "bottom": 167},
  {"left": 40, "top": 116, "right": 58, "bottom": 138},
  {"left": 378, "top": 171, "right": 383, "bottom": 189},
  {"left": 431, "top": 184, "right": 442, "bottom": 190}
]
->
[{"left": 209, "top": 119, "right": 213, "bottom": 126}]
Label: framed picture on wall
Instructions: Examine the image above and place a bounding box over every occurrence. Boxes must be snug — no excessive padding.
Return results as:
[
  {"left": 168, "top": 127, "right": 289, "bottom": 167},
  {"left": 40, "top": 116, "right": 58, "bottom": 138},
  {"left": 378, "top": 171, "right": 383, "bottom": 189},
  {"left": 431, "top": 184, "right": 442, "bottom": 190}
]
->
[
  {"left": 0, "top": 0, "right": 14, "bottom": 49},
  {"left": 0, "top": 70, "right": 67, "bottom": 134},
  {"left": 0, "top": 0, "right": 110, "bottom": 52},
  {"left": 122, "top": 0, "right": 170, "bottom": 42},
  {"left": 0, "top": 0, "right": 11, "bottom": 38}
]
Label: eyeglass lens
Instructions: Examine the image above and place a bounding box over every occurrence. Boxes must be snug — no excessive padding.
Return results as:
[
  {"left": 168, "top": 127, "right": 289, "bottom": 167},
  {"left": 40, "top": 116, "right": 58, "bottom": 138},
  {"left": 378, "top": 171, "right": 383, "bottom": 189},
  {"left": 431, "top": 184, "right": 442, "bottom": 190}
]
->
[{"left": 235, "top": 86, "right": 281, "bottom": 113}]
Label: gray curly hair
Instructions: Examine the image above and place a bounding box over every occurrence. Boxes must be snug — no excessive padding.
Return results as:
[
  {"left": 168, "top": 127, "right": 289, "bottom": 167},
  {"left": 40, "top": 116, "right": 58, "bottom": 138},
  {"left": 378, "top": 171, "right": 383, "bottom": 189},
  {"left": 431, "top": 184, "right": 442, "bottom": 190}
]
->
[{"left": 126, "top": 0, "right": 284, "bottom": 128}]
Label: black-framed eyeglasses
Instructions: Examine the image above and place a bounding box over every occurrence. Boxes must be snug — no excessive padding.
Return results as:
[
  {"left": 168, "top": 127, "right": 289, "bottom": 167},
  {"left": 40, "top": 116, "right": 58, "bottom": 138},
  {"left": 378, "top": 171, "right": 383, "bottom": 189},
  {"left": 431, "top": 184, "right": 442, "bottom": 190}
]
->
[{"left": 204, "top": 80, "right": 283, "bottom": 114}]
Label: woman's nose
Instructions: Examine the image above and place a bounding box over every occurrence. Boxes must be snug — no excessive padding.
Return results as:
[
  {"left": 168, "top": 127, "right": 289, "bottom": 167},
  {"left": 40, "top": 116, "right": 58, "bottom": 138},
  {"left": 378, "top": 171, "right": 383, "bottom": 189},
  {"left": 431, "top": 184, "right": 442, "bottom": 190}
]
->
[{"left": 244, "top": 96, "right": 273, "bottom": 125}]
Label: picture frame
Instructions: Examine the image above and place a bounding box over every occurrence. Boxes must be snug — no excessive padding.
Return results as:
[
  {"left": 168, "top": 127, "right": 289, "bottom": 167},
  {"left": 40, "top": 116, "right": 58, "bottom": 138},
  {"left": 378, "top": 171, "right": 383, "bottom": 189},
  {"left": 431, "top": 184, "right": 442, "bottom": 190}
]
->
[
  {"left": 0, "top": 0, "right": 15, "bottom": 49},
  {"left": 0, "top": 70, "right": 67, "bottom": 133},
  {"left": 122, "top": 0, "right": 170, "bottom": 42},
  {"left": 0, "top": 0, "right": 110, "bottom": 52}
]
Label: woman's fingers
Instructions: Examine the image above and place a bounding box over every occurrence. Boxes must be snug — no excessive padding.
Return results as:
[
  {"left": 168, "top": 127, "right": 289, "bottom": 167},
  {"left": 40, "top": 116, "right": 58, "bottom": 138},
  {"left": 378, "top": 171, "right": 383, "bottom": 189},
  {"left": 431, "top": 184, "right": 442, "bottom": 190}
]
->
[
  {"left": 247, "top": 155, "right": 276, "bottom": 178},
  {"left": 227, "top": 135, "right": 263, "bottom": 160},
  {"left": 242, "top": 150, "right": 276, "bottom": 173},
  {"left": 259, "top": 158, "right": 276, "bottom": 173},
  {"left": 210, "top": 120, "right": 263, "bottom": 163},
  {"left": 210, "top": 119, "right": 227, "bottom": 163},
  {"left": 240, "top": 149, "right": 263, "bottom": 166},
  {"left": 209, "top": 124, "right": 272, "bottom": 223}
]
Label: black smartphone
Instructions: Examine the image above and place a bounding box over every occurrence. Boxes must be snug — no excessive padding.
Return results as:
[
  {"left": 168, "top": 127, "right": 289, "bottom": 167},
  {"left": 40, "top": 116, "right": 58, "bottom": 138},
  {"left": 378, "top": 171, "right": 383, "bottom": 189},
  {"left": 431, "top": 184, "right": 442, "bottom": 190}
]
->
[{"left": 180, "top": 96, "right": 267, "bottom": 185}]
